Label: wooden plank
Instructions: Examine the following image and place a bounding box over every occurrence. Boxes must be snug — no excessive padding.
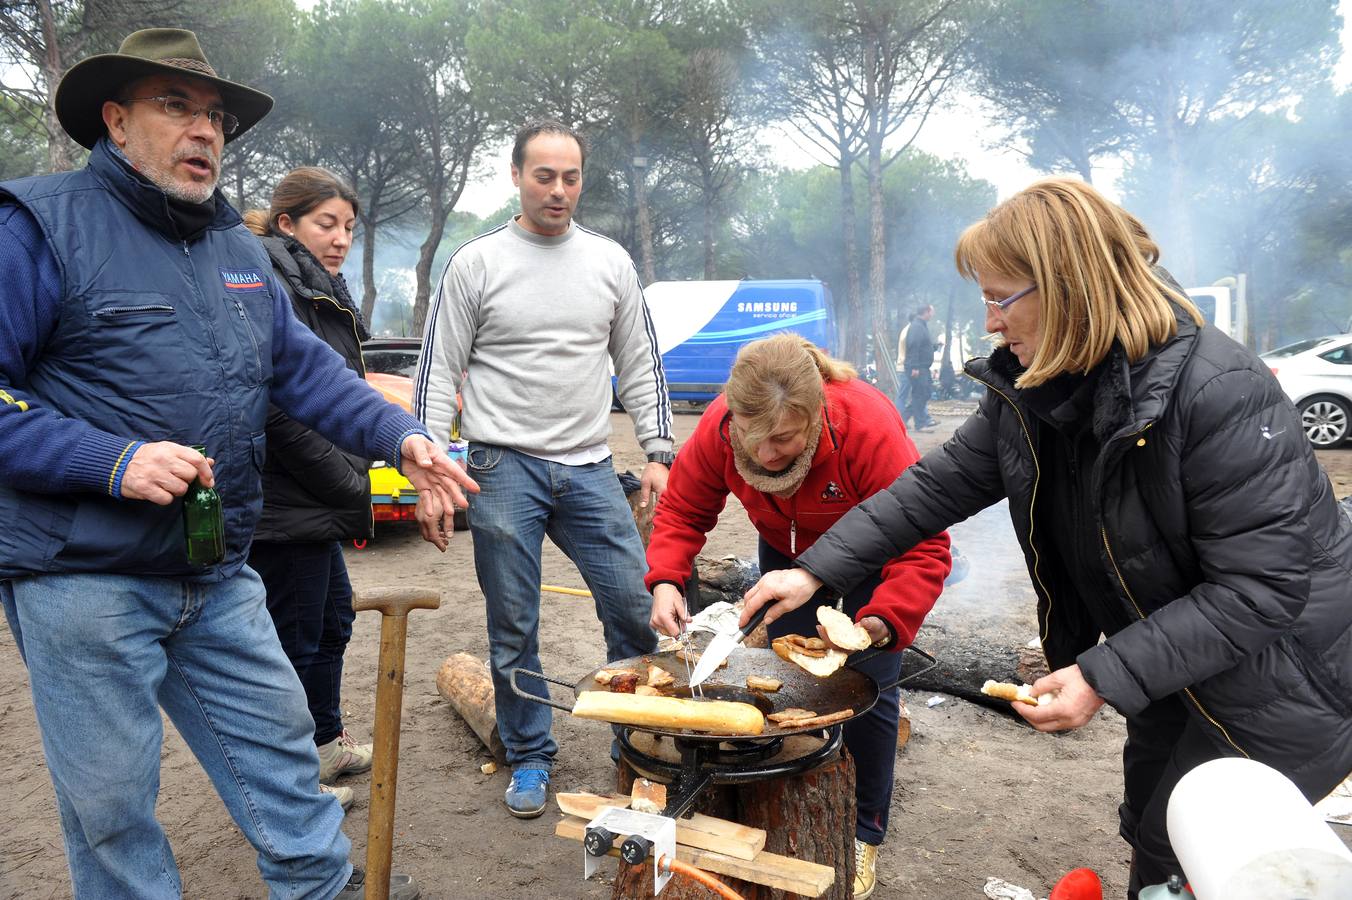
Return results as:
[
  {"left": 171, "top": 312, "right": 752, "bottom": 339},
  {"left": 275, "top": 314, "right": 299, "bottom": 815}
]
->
[
  {"left": 678, "top": 811, "right": 768, "bottom": 855},
  {"left": 667, "top": 821, "right": 761, "bottom": 862},
  {"left": 556, "top": 792, "right": 630, "bottom": 820},
  {"left": 556, "top": 815, "right": 834, "bottom": 897},
  {"left": 556, "top": 794, "right": 766, "bottom": 861}
]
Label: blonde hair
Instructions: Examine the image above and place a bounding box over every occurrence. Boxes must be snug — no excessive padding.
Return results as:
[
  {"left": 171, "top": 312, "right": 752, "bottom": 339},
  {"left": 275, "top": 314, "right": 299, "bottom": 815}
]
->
[
  {"left": 954, "top": 177, "right": 1202, "bottom": 387},
  {"left": 724, "top": 334, "right": 856, "bottom": 445}
]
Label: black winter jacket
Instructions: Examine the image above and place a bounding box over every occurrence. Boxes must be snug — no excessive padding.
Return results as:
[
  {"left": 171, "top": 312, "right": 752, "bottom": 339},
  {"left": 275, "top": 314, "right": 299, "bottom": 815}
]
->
[
  {"left": 903, "top": 315, "right": 935, "bottom": 371},
  {"left": 801, "top": 306, "right": 1352, "bottom": 787},
  {"left": 253, "top": 233, "right": 372, "bottom": 542}
]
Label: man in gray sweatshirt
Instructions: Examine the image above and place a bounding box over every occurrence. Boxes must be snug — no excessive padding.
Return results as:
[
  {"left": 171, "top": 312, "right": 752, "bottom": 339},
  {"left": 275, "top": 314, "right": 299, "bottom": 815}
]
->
[{"left": 413, "top": 120, "right": 671, "bottom": 818}]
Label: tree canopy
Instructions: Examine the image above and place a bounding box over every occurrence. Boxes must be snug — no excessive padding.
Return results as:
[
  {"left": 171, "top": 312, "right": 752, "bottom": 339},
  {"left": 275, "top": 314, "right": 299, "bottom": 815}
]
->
[{"left": 1, "top": 0, "right": 1346, "bottom": 350}]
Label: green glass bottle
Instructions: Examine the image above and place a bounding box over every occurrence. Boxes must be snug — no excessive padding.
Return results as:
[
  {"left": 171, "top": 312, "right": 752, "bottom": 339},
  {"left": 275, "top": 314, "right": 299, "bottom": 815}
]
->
[
  {"left": 448, "top": 406, "right": 467, "bottom": 470},
  {"left": 183, "top": 444, "right": 225, "bottom": 567}
]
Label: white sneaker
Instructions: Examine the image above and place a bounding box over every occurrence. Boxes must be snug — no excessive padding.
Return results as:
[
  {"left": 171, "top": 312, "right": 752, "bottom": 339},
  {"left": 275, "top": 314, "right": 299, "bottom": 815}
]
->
[
  {"left": 321, "top": 783, "right": 355, "bottom": 812},
  {"left": 318, "top": 729, "right": 374, "bottom": 783}
]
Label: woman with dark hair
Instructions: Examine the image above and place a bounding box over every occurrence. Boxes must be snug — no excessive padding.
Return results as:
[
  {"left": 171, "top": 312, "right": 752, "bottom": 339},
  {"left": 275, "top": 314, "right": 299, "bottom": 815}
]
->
[
  {"left": 243, "top": 167, "right": 372, "bottom": 812},
  {"left": 645, "top": 333, "right": 951, "bottom": 898},
  {"left": 742, "top": 178, "right": 1352, "bottom": 896}
]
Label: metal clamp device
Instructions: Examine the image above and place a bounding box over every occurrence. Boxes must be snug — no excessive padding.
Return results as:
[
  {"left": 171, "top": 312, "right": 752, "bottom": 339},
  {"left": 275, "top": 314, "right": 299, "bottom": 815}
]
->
[{"left": 582, "top": 807, "right": 677, "bottom": 895}]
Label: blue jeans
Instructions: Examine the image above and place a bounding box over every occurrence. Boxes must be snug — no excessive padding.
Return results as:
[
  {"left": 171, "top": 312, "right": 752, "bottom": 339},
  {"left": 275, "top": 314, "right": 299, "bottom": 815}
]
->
[
  {"left": 466, "top": 445, "right": 657, "bottom": 770},
  {"left": 893, "top": 370, "right": 911, "bottom": 415},
  {"left": 249, "top": 541, "right": 356, "bottom": 746},
  {"left": 905, "top": 369, "right": 934, "bottom": 428},
  {"left": 759, "top": 539, "right": 901, "bottom": 846},
  {"left": 1, "top": 570, "right": 351, "bottom": 899}
]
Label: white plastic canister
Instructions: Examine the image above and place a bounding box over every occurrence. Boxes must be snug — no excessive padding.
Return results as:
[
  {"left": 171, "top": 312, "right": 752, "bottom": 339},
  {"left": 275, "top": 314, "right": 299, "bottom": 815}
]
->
[{"left": 1166, "top": 757, "right": 1352, "bottom": 899}]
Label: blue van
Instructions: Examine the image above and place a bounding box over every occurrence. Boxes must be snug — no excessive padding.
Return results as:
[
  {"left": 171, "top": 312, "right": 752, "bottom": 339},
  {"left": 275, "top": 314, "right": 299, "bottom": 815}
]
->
[{"left": 641, "top": 279, "right": 836, "bottom": 403}]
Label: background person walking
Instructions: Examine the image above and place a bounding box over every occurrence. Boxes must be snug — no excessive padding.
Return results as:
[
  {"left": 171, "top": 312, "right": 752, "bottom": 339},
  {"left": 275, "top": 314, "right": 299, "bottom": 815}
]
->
[{"left": 903, "top": 304, "right": 939, "bottom": 431}]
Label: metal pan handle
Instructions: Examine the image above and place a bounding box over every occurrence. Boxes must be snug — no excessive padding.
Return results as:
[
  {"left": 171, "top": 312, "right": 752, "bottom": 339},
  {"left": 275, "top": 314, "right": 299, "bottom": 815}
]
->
[
  {"left": 850, "top": 644, "right": 939, "bottom": 693},
  {"left": 509, "top": 667, "right": 576, "bottom": 712}
]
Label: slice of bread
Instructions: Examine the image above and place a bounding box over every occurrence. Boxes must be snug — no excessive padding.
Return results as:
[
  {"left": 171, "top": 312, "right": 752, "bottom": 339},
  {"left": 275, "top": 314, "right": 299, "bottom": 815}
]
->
[{"left": 817, "top": 606, "right": 871, "bottom": 651}]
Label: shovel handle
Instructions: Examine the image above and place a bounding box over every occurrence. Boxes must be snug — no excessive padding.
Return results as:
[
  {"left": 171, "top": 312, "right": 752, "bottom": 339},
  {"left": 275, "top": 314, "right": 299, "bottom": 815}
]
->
[{"left": 509, "top": 667, "right": 577, "bottom": 712}]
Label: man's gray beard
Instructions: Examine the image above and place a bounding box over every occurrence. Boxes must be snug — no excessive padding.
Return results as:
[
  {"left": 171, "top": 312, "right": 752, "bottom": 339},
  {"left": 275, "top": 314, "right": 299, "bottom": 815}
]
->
[
  {"left": 124, "top": 133, "right": 217, "bottom": 204},
  {"left": 160, "top": 176, "right": 215, "bottom": 205}
]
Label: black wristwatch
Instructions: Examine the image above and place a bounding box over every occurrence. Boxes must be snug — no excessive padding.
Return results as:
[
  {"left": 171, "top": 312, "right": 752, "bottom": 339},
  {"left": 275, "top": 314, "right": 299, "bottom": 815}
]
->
[{"left": 646, "top": 450, "right": 675, "bottom": 467}]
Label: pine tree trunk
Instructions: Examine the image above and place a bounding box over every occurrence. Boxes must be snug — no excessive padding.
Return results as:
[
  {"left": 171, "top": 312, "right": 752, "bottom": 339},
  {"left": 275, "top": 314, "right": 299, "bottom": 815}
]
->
[
  {"left": 435, "top": 653, "right": 506, "bottom": 763},
  {"left": 701, "top": 170, "right": 716, "bottom": 280},
  {"left": 361, "top": 209, "right": 380, "bottom": 326},
  {"left": 838, "top": 157, "right": 864, "bottom": 366},
  {"left": 412, "top": 196, "right": 445, "bottom": 334},
  {"left": 38, "top": 0, "right": 74, "bottom": 173},
  {"left": 863, "top": 40, "right": 897, "bottom": 399},
  {"left": 634, "top": 162, "right": 657, "bottom": 285}
]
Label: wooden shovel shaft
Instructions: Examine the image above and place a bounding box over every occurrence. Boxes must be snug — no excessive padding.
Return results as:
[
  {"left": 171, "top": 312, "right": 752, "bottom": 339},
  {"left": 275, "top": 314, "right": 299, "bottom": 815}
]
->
[{"left": 365, "top": 612, "right": 409, "bottom": 900}]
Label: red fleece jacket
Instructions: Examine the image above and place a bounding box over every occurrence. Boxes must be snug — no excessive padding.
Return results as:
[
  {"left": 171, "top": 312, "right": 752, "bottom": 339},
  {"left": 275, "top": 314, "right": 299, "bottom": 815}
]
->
[{"left": 645, "top": 377, "right": 950, "bottom": 649}]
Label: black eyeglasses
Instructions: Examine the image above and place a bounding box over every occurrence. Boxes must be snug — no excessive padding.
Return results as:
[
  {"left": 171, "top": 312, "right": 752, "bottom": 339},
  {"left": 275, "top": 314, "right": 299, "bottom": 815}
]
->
[
  {"left": 121, "top": 96, "right": 239, "bottom": 135},
  {"left": 982, "top": 284, "right": 1036, "bottom": 313}
]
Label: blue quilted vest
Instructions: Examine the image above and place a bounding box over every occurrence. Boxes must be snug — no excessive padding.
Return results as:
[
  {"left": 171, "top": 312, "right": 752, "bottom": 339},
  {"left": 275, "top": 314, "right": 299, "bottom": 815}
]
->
[{"left": 0, "top": 140, "right": 275, "bottom": 581}]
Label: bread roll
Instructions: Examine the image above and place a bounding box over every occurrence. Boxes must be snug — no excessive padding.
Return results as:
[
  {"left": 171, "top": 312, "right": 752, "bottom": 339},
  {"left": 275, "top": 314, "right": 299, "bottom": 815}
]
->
[
  {"left": 980, "top": 679, "right": 1050, "bottom": 707},
  {"left": 572, "top": 691, "right": 766, "bottom": 735}
]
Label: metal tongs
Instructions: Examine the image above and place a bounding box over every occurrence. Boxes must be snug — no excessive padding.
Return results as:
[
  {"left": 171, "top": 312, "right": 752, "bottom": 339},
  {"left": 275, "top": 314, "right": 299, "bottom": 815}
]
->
[{"left": 675, "top": 626, "right": 704, "bottom": 699}]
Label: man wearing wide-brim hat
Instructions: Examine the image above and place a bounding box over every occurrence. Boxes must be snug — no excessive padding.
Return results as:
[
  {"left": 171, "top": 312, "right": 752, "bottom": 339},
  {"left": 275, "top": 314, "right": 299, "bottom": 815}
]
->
[{"left": 0, "top": 28, "right": 469, "bottom": 899}]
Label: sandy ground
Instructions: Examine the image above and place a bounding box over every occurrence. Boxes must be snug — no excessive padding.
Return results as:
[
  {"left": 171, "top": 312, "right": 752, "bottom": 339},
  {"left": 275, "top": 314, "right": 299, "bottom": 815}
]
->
[{"left": 3, "top": 404, "right": 1352, "bottom": 900}]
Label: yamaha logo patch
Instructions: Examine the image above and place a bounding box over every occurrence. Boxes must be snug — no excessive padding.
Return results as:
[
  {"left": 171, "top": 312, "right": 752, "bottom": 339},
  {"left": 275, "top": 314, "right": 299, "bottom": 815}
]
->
[
  {"left": 820, "top": 481, "right": 845, "bottom": 502},
  {"left": 220, "top": 267, "right": 266, "bottom": 293}
]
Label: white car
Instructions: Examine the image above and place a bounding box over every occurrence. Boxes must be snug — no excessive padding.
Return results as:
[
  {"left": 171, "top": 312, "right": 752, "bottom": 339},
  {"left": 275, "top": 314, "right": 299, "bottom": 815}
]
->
[{"left": 1261, "top": 335, "right": 1352, "bottom": 449}]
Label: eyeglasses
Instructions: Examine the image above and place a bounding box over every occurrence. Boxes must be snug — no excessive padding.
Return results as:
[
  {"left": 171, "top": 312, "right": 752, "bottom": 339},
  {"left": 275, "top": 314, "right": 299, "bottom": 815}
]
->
[
  {"left": 982, "top": 284, "right": 1036, "bottom": 313},
  {"left": 121, "top": 96, "right": 239, "bottom": 135}
]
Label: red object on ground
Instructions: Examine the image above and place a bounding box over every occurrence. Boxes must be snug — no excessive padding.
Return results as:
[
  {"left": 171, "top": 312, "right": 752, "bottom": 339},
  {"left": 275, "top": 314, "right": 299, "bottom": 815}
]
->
[{"left": 1050, "top": 868, "right": 1103, "bottom": 900}]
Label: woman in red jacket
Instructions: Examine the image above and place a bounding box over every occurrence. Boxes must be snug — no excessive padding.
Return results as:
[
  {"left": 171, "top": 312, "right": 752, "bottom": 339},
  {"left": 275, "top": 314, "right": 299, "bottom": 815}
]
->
[{"left": 646, "top": 334, "right": 951, "bottom": 899}]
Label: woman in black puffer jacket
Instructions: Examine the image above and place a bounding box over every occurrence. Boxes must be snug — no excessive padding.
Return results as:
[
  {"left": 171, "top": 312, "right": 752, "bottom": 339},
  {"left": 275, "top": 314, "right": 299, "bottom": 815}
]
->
[
  {"left": 244, "top": 168, "right": 374, "bottom": 810},
  {"left": 741, "top": 178, "right": 1352, "bottom": 897}
]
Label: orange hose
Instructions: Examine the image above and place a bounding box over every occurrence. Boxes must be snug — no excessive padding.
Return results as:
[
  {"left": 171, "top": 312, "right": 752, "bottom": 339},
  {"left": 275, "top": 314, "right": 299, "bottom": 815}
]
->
[{"left": 659, "top": 854, "right": 745, "bottom": 900}]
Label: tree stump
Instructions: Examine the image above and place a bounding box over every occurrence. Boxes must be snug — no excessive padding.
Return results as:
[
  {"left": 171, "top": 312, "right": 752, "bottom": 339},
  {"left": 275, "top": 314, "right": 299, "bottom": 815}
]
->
[
  {"left": 435, "top": 653, "right": 506, "bottom": 764},
  {"left": 610, "top": 734, "right": 856, "bottom": 899}
]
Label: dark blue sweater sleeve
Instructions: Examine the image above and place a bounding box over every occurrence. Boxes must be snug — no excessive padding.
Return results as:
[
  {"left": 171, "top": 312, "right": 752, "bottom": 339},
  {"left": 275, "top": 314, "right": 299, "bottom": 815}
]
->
[
  {"left": 0, "top": 204, "right": 143, "bottom": 497},
  {"left": 265, "top": 278, "right": 428, "bottom": 468}
]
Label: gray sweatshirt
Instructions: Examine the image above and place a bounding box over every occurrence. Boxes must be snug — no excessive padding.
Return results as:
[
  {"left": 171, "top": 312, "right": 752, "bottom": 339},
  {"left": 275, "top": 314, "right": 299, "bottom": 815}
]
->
[{"left": 413, "top": 218, "right": 673, "bottom": 457}]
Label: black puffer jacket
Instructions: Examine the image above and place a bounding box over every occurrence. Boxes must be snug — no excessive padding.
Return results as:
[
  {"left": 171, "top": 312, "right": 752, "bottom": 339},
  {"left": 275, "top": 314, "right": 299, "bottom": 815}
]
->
[
  {"left": 253, "top": 233, "right": 372, "bottom": 542},
  {"left": 801, "top": 306, "right": 1352, "bottom": 788}
]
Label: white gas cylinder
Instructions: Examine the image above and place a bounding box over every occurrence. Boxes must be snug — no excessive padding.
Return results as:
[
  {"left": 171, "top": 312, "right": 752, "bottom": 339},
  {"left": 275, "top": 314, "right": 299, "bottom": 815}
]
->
[{"left": 1166, "top": 757, "right": 1352, "bottom": 899}]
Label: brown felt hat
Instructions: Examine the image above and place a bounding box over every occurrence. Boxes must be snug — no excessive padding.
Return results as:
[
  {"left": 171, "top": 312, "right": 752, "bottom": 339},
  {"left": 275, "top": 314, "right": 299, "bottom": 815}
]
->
[{"left": 55, "top": 28, "right": 274, "bottom": 149}]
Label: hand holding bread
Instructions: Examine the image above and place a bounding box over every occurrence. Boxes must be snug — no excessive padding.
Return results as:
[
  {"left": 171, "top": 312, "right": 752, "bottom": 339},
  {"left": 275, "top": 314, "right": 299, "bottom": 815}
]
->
[
  {"left": 1014, "top": 664, "right": 1106, "bottom": 733},
  {"left": 981, "top": 679, "right": 1051, "bottom": 707}
]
